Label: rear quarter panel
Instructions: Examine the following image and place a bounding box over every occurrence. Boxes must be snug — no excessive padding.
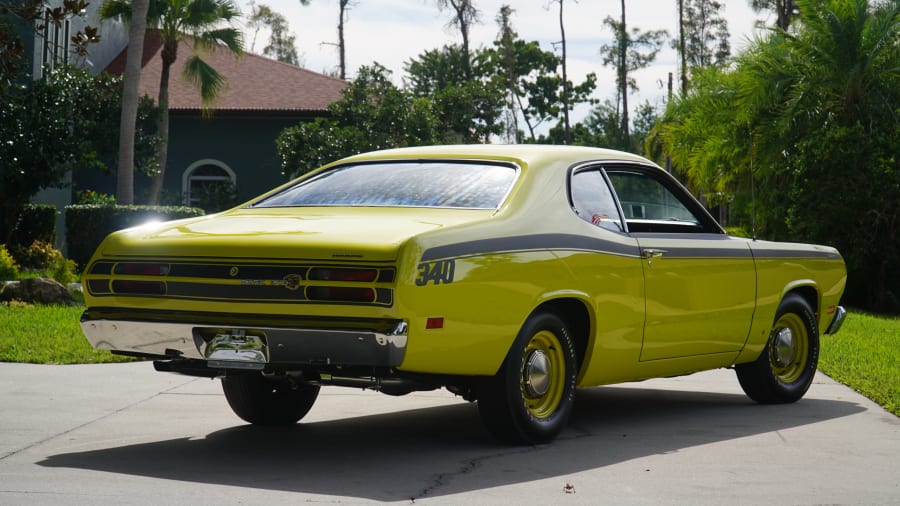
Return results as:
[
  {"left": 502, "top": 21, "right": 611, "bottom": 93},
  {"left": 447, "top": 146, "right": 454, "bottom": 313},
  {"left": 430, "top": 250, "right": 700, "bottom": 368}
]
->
[{"left": 736, "top": 242, "right": 846, "bottom": 363}]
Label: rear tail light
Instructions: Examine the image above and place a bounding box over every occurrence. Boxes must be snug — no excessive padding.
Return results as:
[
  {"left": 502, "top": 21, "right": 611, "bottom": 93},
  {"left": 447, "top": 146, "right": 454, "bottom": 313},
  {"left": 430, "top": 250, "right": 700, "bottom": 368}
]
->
[
  {"left": 306, "top": 286, "right": 375, "bottom": 303},
  {"left": 308, "top": 268, "right": 378, "bottom": 282},
  {"left": 112, "top": 280, "right": 166, "bottom": 295},
  {"left": 114, "top": 263, "right": 170, "bottom": 276}
]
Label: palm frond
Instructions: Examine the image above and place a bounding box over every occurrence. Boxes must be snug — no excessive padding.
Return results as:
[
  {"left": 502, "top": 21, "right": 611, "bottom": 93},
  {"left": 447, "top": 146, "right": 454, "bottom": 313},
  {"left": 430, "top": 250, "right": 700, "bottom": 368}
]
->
[
  {"left": 98, "top": 0, "right": 133, "bottom": 22},
  {"left": 194, "top": 28, "right": 243, "bottom": 56},
  {"left": 182, "top": 55, "right": 225, "bottom": 115}
]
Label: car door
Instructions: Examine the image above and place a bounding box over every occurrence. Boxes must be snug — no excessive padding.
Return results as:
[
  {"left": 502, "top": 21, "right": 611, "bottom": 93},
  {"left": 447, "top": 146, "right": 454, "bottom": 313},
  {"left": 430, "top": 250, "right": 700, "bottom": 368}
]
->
[{"left": 605, "top": 166, "right": 756, "bottom": 361}]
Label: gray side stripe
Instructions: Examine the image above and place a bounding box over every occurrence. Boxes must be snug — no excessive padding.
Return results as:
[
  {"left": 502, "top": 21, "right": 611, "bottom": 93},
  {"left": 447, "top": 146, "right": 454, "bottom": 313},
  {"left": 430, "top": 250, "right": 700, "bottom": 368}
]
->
[
  {"left": 651, "top": 247, "right": 753, "bottom": 258},
  {"left": 751, "top": 248, "right": 842, "bottom": 260},
  {"left": 421, "top": 233, "right": 640, "bottom": 261}
]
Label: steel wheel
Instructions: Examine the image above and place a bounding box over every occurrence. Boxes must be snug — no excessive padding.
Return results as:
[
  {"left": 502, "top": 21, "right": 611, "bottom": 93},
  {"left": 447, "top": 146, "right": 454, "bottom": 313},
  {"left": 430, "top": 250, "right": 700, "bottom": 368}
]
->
[
  {"left": 768, "top": 313, "right": 810, "bottom": 384},
  {"left": 478, "top": 311, "right": 577, "bottom": 444},
  {"left": 520, "top": 330, "right": 567, "bottom": 419},
  {"left": 736, "top": 293, "right": 819, "bottom": 404}
]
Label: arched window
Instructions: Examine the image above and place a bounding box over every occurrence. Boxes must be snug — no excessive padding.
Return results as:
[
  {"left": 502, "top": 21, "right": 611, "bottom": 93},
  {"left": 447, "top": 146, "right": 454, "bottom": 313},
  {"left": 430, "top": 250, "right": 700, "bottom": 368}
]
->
[{"left": 182, "top": 160, "right": 236, "bottom": 206}]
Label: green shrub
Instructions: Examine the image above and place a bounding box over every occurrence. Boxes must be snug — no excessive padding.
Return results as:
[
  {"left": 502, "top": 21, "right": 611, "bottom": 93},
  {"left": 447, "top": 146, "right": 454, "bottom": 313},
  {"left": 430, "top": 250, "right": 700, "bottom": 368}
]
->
[
  {"left": 0, "top": 245, "right": 20, "bottom": 281},
  {"left": 50, "top": 256, "right": 78, "bottom": 285},
  {"left": 724, "top": 226, "right": 752, "bottom": 238},
  {"left": 65, "top": 204, "right": 205, "bottom": 269},
  {"left": 76, "top": 190, "right": 117, "bottom": 206},
  {"left": 13, "top": 240, "right": 61, "bottom": 270},
  {"left": 8, "top": 204, "right": 57, "bottom": 256}
]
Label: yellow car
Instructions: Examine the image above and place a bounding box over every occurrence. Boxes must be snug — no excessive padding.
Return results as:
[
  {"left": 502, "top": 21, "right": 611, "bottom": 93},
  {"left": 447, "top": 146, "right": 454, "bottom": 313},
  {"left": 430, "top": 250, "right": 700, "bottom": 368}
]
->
[{"left": 81, "top": 145, "right": 847, "bottom": 444}]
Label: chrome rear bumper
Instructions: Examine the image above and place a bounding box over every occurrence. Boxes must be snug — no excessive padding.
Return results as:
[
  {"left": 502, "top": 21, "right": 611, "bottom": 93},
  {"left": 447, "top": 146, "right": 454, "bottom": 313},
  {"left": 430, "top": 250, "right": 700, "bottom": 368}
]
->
[
  {"left": 824, "top": 306, "right": 847, "bottom": 335},
  {"left": 81, "top": 314, "right": 408, "bottom": 369}
]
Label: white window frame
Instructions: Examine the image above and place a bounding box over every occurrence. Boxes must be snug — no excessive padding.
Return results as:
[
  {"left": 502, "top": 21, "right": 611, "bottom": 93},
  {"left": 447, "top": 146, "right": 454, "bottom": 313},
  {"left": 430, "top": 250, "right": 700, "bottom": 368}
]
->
[{"left": 182, "top": 159, "right": 237, "bottom": 206}]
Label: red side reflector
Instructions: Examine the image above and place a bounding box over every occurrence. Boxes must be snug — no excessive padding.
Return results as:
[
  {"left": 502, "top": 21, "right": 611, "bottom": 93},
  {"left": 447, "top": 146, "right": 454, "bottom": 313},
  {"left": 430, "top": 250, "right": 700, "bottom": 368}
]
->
[{"left": 426, "top": 317, "right": 444, "bottom": 329}]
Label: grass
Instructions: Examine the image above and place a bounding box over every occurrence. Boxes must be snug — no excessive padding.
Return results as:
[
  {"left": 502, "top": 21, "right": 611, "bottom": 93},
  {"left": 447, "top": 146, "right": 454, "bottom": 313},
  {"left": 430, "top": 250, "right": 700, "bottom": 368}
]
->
[
  {"left": 819, "top": 311, "right": 899, "bottom": 416},
  {"left": 0, "top": 302, "right": 134, "bottom": 364},
  {"left": 0, "top": 299, "right": 897, "bottom": 416}
]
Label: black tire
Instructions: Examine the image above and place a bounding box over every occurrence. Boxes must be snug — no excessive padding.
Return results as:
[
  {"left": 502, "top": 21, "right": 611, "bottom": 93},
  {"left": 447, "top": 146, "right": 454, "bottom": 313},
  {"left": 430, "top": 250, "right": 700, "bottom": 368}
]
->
[
  {"left": 477, "top": 311, "right": 577, "bottom": 444},
  {"left": 222, "top": 373, "right": 320, "bottom": 425},
  {"left": 736, "top": 293, "right": 819, "bottom": 403}
]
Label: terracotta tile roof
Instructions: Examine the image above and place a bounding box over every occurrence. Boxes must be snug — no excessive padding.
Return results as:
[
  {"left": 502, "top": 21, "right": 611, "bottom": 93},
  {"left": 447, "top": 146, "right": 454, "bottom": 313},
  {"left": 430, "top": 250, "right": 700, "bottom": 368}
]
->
[{"left": 105, "top": 30, "right": 346, "bottom": 112}]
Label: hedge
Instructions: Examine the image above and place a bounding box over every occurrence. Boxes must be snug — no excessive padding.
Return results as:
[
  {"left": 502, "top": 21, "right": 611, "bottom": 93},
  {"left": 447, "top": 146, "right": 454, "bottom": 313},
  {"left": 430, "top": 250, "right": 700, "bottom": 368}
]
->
[
  {"left": 66, "top": 205, "right": 205, "bottom": 270},
  {"left": 9, "top": 204, "right": 58, "bottom": 251}
]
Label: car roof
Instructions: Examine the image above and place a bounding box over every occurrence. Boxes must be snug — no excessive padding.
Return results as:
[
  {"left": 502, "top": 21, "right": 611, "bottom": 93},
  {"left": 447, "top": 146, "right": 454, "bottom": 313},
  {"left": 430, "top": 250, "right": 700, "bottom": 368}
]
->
[{"left": 336, "top": 144, "right": 655, "bottom": 170}]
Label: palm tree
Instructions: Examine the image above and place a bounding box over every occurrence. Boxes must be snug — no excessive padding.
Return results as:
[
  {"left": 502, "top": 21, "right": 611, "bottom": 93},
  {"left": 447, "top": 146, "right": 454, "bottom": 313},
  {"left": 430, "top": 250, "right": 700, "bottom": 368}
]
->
[
  {"left": 100, "top": 0, "right": 243, "bottom": 205},
  {"left": 116, "top": 0, "right": 151, "bottom": 205}
]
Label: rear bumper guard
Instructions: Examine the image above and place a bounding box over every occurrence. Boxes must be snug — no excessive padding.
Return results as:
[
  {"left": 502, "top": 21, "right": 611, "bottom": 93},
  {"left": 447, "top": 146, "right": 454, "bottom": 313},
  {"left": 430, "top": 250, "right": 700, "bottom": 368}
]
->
[{"left": 824, "top": 306, "right": 847, "bottom": 335}]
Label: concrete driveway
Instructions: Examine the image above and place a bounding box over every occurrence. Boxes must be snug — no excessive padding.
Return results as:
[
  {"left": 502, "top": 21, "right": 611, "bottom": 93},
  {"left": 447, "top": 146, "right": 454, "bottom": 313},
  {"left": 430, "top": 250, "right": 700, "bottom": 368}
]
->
[{"left": 0, "top": 362, "right": 896, "bottom": 505}]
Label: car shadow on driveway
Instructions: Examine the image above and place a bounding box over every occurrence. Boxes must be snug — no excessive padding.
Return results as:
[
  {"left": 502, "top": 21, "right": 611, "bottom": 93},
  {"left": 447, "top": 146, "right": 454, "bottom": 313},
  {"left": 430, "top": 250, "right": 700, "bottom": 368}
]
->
[{"left": 38, "top": 386, "right": 864, "bottom": 501}]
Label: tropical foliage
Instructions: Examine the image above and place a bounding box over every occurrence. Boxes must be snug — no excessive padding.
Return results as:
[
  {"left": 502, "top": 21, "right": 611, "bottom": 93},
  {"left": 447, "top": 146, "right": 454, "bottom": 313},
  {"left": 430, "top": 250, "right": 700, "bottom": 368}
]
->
[
  {"left": 0, "top": 67, "right": 158, "bottom": 245},
  {"left": 654, "top": 0, "right": 900, "bottom": 312}
]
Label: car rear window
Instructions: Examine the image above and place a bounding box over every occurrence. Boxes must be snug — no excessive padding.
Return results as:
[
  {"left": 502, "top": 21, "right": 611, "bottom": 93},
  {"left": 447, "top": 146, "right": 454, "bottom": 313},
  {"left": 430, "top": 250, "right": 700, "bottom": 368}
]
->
[{"left": 252, "top": 161, "right": 518, "bottom": 209}]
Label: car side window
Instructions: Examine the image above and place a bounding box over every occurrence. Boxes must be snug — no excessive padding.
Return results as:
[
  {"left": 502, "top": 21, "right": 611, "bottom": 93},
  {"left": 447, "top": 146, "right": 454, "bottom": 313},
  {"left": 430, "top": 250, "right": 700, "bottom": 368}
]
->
[
  {"left": 571, "top": 169, "right": 624, "bottom": 232},
  {"left": 606, "top": 170, "right": 707, "bottom": 233}
]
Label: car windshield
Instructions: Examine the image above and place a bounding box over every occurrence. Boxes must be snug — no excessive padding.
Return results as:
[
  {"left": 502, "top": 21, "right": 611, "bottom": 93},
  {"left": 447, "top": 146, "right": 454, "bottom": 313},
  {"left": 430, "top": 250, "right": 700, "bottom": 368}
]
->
[{"left": 253, "top": 161, "right": 518, "bottom": 209}]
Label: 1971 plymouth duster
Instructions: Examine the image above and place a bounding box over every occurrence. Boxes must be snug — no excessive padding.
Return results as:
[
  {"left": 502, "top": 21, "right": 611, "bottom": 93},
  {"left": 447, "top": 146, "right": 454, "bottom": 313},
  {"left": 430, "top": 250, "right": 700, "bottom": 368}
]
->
[{"left": 81, "top": 145, "right": 846, "bottom": 444}]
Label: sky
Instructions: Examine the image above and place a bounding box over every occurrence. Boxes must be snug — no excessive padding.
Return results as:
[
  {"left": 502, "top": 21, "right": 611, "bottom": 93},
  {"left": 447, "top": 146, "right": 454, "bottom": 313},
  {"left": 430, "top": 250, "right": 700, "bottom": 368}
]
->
[{"left": 238, "top": 1, "right": 770, "bottom": 123}]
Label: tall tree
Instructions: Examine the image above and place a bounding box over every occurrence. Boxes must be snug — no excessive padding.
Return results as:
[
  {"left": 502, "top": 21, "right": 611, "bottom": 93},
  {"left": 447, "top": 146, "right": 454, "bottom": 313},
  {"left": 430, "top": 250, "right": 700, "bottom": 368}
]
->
[
  {"left": 435, "top": 0, "right": 479, "bottom": 79},
  {"left": 599, "top": 11, "right": 667, "bottom": 142},
  {"left": 553, "top": 0, "right": 572, "bottom": 144},
  {"left": 488, "top": 7, "right": 597, "bottom": 143},
  {"left": 100, "top": 0, "right": 244, "bottom": 205},
  {"left": 299, "top": 1, "right": 353, "bottom": 78},
  {"left": 495, "top": 4, "right": 519, "bottom": 142},
  {"left": 750, "top": 0, "right": 798, "bottom": 30},
  {"left": 335, "top": 0, "right": 349, "bottom": 79},
  {"left": 247, "top": 2, "right": 300, "bottom": 65},
  {"left": 682, "top": 0, "right": 730, "bottom": 69},
  {"left": 677, "top": 0, "right": 688, "bottom": 95},
  {"left": 405, "top": 45, "right": 505, "bottom": 143},
  {"left": 116, "top": 0, "right": 151, "bottom": 205}
]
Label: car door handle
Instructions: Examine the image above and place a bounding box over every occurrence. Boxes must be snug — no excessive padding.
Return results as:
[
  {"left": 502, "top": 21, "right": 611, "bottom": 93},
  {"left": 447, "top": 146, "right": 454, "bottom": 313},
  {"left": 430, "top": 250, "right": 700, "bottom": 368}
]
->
[{"left": 641, "top": 248, "right": 667, "bottom": 259}]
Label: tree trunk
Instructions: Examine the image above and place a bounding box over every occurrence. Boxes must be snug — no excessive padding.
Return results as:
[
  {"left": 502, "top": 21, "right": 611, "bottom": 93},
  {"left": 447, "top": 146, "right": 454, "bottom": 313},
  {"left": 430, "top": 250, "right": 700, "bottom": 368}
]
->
[
  {"left": 116, "top": 0, "right": 150, "bottom": 205},
  {"left": 558, "top": 0, "right": 570, "bottom": 145},
  {"left": 678, "top": 0, "right": 687, "bottom": 96},
  {"left": 148, "top": 41, "right": 176, "bottom": 205},
  {"left": 619, "top": 0, "right": 629, "bottom": 142},
  {"left": 338, "top": 0, "right": 348, "bottom": 80}
]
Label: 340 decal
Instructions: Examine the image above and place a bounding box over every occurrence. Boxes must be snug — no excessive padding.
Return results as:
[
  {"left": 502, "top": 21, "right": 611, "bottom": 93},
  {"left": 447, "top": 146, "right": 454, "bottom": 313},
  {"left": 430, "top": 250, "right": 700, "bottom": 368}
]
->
[{"left": 416, "top": 259, "right": 455, "bottom": 286}]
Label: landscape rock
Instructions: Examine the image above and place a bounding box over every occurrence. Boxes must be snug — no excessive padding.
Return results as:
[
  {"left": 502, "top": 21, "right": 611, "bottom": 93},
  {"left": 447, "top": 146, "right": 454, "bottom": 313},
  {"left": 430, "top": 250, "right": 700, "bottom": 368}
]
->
[{"left": 0, "top": 277, "right": 76, "bottom": 306}]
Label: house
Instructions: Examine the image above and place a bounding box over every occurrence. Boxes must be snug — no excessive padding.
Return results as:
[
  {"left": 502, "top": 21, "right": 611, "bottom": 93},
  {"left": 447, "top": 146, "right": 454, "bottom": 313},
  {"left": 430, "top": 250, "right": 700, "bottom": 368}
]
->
[
  {"left": 15, "top": 5, "right": 346, "bottom": 252},
  {"left": 77, "top": 30, "right": 347, "bottom": 206}
]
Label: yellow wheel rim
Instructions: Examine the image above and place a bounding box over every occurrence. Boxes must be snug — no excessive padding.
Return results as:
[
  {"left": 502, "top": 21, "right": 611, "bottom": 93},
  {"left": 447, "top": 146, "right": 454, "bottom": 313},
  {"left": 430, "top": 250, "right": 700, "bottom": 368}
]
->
[
  {"left": 520, "top": 330, "right": 566, "bottom": 419},
  {"left": 769, "top": 313, "right": 809, "bottom": 384}
]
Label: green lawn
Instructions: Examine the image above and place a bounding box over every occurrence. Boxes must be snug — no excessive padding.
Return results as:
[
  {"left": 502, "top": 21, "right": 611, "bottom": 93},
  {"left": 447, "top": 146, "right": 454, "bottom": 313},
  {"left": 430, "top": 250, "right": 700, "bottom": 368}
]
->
[
  {"left": 0, "top": 303, "right": 133, "bottom": 364},
  {"left": 819, "top": 311, "right": 899, "bottom": 416},
  {"left": 0, "top": 303, "right": 897, "bottom": 416}
]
